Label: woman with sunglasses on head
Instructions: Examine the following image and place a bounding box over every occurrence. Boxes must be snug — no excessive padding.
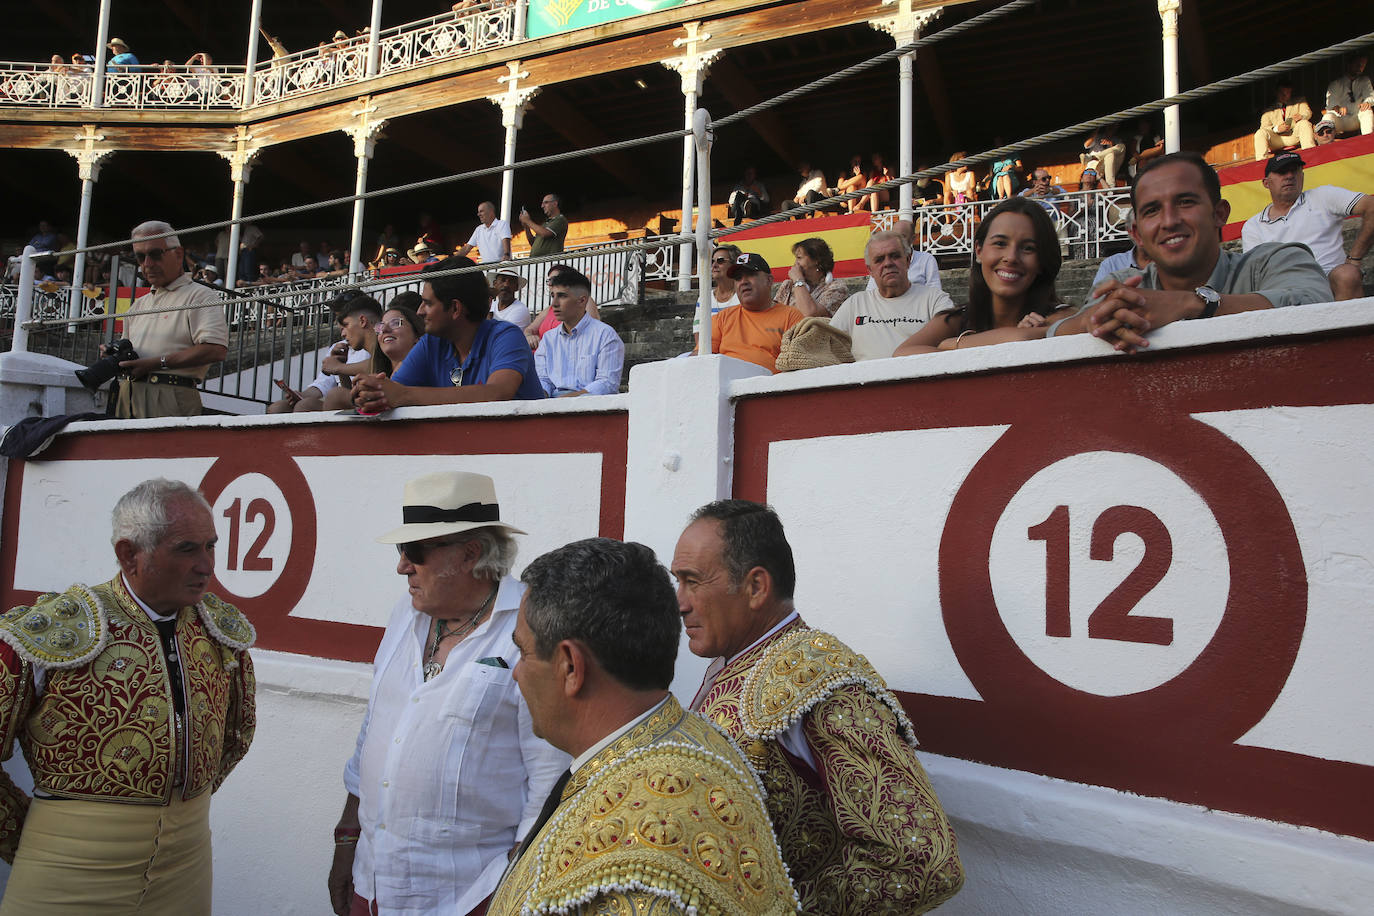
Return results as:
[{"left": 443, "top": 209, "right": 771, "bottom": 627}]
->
[{"left": 894, "top": 197, "right": 1072, "bottom": 356}]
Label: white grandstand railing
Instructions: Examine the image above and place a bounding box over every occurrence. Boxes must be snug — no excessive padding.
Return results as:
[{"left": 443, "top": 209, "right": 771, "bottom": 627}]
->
[
  {"left": 252, "top": 2, "right": 517, "bottom": 106},
  {"left": 104, "top": 64, "right": 246, "bottom": 109},
  {"left": 0, "top": 62, "right": 96, "bottom": 108}
]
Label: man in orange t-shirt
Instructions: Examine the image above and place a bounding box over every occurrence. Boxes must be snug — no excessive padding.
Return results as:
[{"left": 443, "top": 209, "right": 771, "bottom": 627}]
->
[{"left": 710, "top": 253, "right": 804, "bottom": 372}]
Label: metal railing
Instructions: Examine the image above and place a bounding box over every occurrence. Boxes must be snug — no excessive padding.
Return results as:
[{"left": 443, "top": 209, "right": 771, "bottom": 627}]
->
[
  {"left": 0, "top": 63, "right": 96, "bottom": 108},
  {"left": 905, "top": 186, "right": 1134, "bottom": 260},
  {"left": 104, "top": 64, "right": 245, "bottom": 109}
]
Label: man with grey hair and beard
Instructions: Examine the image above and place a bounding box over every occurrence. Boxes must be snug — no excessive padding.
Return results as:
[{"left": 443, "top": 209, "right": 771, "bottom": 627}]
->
[
  {"left": 0, "top": 478, "right": 256, "bottom": 914},
  {"left": 328, "top": 471, "right": 568, "bottom": 916},
  {"left": 111, "top": 220, "right": 229, "bottom": 418}
]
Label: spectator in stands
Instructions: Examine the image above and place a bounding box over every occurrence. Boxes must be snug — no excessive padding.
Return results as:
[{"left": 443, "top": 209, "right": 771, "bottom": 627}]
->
[
  {"left": 488, "top": 267, "right": 531, "bottom": 328},
  {"left": 520, "top": 193, "right": 568, "bottom": 257},
  {"left": 291, "top": 241, "right": 312, "bottom": 269},
  {"left": 1080, "top": 125, "right": 1126, "bottom": 187},
  {"left": 836, "top": 156, "right": 869, "bottom": 213},
  {"left": 1241, "top": 151, "right": 1372, "bottom": 301},
  {"left": 943, "top": 152, "right": 977, "bottom": 206},
  {"left": 352, "top": 256, "right": 543, "bottom": 410},
  {"left": 1078, "top": 168, "right": 1101, "bottom": 191},
  {"left": 409, "top": 241, "right": 438, "bottom": 264},
  {"left": 1324, "top": 53, "right": 1373, "bottom": 137},
  {"left": 792, "top": 162, "right": 828, "bottom": 211},
  {"left": 267, "top": 297, "right": 377, "bottom": 414},
  {"left": 863, "top": 152, "right": 896, "bottom": 212},
  {"left": 113, "top": 220, "right": 229, "bottom": 418},
  {"left": 524, "top": 263, "right": 600, "bottom": 350},
  {"left": 380, "top": 248, "right": 403, "bottom": 269},
  {"left": 710, "top": 253, "right": 803, "bottom": 372},
  {"left": 837, "top": 229, "right": 953, "bottom": 361},
  {"left": 299, "top": 256, "right": 321, "bottom": 280},
  {"left": 913, "top": 168, "right": 943, "bottom": 207},
  {"left": 728, "top": 167, "right": 769, "bottom": 225},
  {"left": 1254, "top": 79, "right": 1316, "bottom": 161},
  {"left": 417, "top": 212, "right": 446, "bottom": 252},
  {"left": 773, "top": 238, "right": 850, "bottom": 318},
  {"left": 1314, "top": 115, "right": 1338, "bottom": 146},
  {"left": 27, "top": 220, "right": 58, "bottom": 253},
  {"left": 1088, "top": 210, "right": 1151, "bottom": 302},
  {"left": 455, "top": 201, "right": 512, "bottom": 263},
  {"left": 322, "top": 251, "right": 347, "bottom": 278},
  {"left": 896, "top": 198, "right": 1068, "bottom": 355},
  {"left": 1050, "top": 152, "right": 1331, "bottom": 352},
  {"left": 534, "top": 267, "right": 624, "bottom": 397},
  {"left": 864, "top": 219, "right": 940, "bottom": 293},
  {"left": 105, "top": 38, "right": 139, "bottom": 72},
  {"left": 989, "top": 145, "right": 1023, "bottom": 200},
  {"left": 377, "top": 297, "right": 423, "bottom": 373},
  {"left": 691, "top": 244, "right": 742, "bottom": 350},
  {"left": 1127, "top": 117, "right": 1165, "bottom": 179}
]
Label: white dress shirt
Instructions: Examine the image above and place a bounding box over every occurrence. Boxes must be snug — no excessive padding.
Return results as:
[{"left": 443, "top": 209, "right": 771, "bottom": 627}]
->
[{"left": 343, "top": 576, "right": 569, "bottom": 915}]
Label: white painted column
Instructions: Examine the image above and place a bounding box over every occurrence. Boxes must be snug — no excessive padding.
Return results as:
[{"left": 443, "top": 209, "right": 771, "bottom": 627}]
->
[
  {"left": 488, "top": 63, "right": 539, "bottom": 226},
  {"left": 13, "top": 247, "right": 38, "bottom": 354},
  {"left": 1159, "top": 0, "right": 1182, "bottom": 153},
  {"left": 664, "top": 23, "right": 719, "bottom": 292},
  {"left": 871, "top": 2, "right": 943, "bottom": 222},
  {"left": 694, "top": 108, "right": 714, "bottom": 354},
  {"left": 219, "top": 130, "right": 260, "bottom": 293},
  {"left": 91, "top": 0, "right": 113, "bottom": 108},
  {"left": 244, "top": 0, "right": 264, "bottom": 106},
  {"left": 366, "top": 0, "right": 384, "bottom": 77},
  {"left": 343, "top": 105, "right": 388, "bottom": 280},
  {"left": 64, "top": 126, "right": 112, "bottom": 322}
]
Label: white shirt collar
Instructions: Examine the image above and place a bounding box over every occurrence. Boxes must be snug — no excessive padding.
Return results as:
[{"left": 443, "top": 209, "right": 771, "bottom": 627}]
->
[
  {"left": 120, "top": 573, "right": 179, "bottom": 623},
  {"left": 571, "top": 694, "right": 671, "bottom": 774},
  {"left": 726, "top": 609, "right": 799, "bottom": 666}
]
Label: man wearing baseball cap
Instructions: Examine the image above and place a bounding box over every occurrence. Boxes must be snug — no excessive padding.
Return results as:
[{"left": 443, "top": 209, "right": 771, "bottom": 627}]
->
[
  {"left": 1242, "top": 150, "right": 1373, "bottom": 301},
  {"left": 709, "top": 252, "right": 804, "bottom": 373},
  {"left": 328, "top": 471, "right": 568, "bottom": 916}
]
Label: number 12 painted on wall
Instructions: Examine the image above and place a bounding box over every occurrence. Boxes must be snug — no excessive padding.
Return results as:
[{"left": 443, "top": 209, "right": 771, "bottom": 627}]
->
[
  {"left": 1027, "top": 504, "right": 1174, "bottom": 645},
  {"left": 222, "top": 496, "right": 276, "bottom": 572}
]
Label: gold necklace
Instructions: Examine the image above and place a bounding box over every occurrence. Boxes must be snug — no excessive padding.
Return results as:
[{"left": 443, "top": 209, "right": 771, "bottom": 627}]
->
[{"left": 422, "top": 584, "right": 498, "bottom": 682}]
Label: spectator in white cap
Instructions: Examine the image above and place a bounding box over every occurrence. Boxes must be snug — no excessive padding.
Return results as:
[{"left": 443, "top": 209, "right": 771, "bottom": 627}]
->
[
  {"left": 328, "top": 471, "right": 568, "bottom": 916},
  {"left": 488, "top": 267, "right": 530, "bottom": 328}
]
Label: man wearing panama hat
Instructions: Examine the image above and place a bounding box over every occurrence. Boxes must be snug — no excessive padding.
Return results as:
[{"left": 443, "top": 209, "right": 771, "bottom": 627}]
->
[
  {"left": 487, "top": 267, "right": 530, "bottom": 329},
  {"left": 106, "top": 37, "right": 139, "bottom": 72},
  {"left": 327, "top": 471, "right": 568, "bottom": 916}
]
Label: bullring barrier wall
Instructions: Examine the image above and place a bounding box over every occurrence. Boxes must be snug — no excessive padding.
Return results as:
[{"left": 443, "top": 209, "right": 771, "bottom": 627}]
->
[{"left": 0, "top": 299, "right": 1371, "bottom": 913}]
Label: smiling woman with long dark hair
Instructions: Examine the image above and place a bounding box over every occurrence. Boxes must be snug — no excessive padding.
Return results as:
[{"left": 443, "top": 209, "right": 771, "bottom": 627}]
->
[{"left": 894, "top": 197, "right": 1071, "bottom": 355}]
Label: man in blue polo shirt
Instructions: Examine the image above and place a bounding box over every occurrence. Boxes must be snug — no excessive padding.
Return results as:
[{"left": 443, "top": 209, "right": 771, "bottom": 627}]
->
[{"left": 352, "top": 256, "right": 543, "bottom": 411}]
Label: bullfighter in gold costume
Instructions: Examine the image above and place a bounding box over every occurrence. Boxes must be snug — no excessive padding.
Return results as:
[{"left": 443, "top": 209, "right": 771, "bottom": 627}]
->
[
  {"left": 0, "top": 479, "right": 256, "bottom": 916},
  {"left": 492, "top": 537, "right": 796, "bottom": 916},
  {"left": 674, "top": 501, "right": 963, "bottom": 915}
]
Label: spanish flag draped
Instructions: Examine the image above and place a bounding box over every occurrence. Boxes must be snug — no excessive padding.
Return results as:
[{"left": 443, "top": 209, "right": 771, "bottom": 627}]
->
[{"left": 1221, "top": 133, "right": 1374, "bottom": 241}]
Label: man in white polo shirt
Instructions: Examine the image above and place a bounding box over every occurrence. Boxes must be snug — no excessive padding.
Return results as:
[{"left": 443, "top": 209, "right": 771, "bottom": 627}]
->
[
  {"left": 455, "top": 201, "right": 512, "bottom": 263},
  {"left": 1242, "top": 151, "right": 1373, "bottom": 300}
]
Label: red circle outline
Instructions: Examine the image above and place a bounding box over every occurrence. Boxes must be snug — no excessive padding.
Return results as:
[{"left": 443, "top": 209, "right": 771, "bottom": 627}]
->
[
  {"left": 198, "top": 454, "right": 317, "bottom": 620},
  {"left": 939, "top": 413, "right": 1306, "bottom": 745}
]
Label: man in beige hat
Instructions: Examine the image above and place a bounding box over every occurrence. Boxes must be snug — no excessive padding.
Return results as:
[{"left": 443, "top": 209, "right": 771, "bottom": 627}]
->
[
  {"left": 105, "top": 37, "right": 139, "bottom": 72},
  {"left": 328, "top": 471, "right": 568, "bottom": 916},
  {"left": 487, "top": 267, "right": 530, "bottom": 328}
]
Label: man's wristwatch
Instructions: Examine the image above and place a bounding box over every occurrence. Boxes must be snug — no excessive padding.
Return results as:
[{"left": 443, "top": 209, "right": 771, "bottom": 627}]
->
[
  {"left": 1193, "top": 286, "right": 1221, "bottom": 320},
  {"left": 159, "top": 355, "right": 168, "bottom": 370}
]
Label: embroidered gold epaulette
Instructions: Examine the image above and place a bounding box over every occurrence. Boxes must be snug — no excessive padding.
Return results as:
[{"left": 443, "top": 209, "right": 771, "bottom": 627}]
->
[
  {"left": 0, "top": 584, "right": 110, "bottom": 668},
  {"left": 739, "top": 627, "right": 917, "bottom": 747},
  {"left": 195, "top": 593, "right": 256, "bottom": 653},
  {"left": 510, "top": 741, "right": 797, "bottom": 916}
]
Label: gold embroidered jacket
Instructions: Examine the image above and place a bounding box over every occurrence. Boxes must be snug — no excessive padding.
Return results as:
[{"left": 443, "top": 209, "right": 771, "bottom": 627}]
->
[
  {"left": 0, "top": 577, "right": 256, "bottom": 862},
  {"left": 489, "top": 695, "right": 797, "bottom": 916},
  {"left": 695, "top": 619, "right": 963, "bottom": 915}
]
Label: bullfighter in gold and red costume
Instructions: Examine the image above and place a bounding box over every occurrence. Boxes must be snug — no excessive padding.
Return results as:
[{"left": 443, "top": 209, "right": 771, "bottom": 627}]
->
[
  {"left": 674, "top": 500, "right": 964, "bottom": 915},
  {"left": 0, "top": 479, "right": 255, "bottom": 916}
]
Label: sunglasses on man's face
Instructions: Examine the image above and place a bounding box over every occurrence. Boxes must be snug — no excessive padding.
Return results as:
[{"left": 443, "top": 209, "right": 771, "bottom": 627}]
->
[
  {"left": 396, "top": 537, "right": 463, "bottom": 565},
  {"left": 134, "top": 247, "right": 177, "bottom": 263}
]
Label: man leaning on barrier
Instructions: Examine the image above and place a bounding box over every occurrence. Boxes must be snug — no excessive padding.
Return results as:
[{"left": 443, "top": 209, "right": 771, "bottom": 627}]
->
[
  {"left": 0, "top": 478, "right": 256, "bottom": 915},
  {"left": 108, "top": 220, "right": 229, "bottom": 419},
  {"left": 1050, "top": 151, "right": 1331, "bottom": 352},
  {"left": 674, "top": 500, "right": 964, "bottom": 914}
]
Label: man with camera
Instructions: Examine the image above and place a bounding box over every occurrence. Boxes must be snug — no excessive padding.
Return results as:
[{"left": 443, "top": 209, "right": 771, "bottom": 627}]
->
[{"left": 111, "top": 221, "right": 228, "bottom": 419}]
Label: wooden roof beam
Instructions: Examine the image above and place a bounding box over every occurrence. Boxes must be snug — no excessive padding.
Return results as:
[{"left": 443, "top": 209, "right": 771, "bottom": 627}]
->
[
  {"left": 915, "top": 46, "right": 955, "bottom": 151},
  {"left": 706, "top": 56, "right": 799, "bottom": 171},
  {"left": 523, "top": 87, "right": 658, "bottom": 199}
]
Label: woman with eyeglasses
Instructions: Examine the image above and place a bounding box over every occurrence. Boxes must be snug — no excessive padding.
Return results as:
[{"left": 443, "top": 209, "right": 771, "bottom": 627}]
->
[
  {"left": 376, "top": 296, "right": 423, "bottom": 374},
  {"left": 894, "top": 197, "right": 1071, "bottom": 356}
]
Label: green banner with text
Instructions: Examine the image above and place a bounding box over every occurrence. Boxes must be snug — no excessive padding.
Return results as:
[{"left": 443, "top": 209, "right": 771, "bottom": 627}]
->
[{"left": 526, "top": 0, "right": 687, "bottom": 39}]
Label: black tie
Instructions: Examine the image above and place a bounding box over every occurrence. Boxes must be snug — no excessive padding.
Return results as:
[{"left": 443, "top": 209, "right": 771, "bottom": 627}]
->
[{"left": 514, "top": 768, "right": 572, "bottom": 862}]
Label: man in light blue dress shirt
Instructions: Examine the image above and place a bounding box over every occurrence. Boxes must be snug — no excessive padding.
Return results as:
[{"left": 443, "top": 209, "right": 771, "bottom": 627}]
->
[{"left": 533, "top": 268, "right": 625, "bottom": 397}]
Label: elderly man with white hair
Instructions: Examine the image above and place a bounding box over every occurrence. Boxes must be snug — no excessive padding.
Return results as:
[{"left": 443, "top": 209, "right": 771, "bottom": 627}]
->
[
  {"left": 112, "top": 220, "right": 229, "bottom": 419},
  {"left": 0, "top": 478, "right": 256, "bottom": 915}
]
